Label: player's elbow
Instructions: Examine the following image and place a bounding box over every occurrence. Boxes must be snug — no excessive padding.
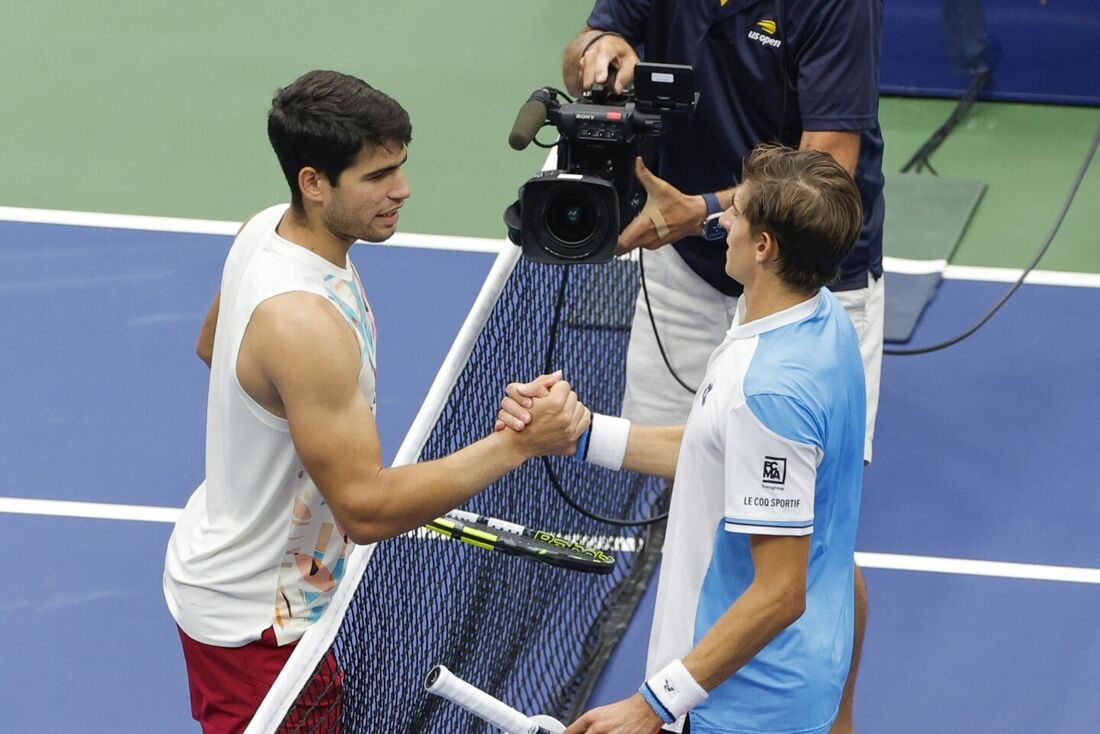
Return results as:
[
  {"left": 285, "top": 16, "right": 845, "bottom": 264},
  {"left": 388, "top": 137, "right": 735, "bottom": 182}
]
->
[
  {"left": 333, "top": 503, "right": 393, "bottom": 546},
  {"left": 776, "top": 581, "right": 807, "bottom": 625},
  {"left": 341, "top": 523, "right": 387, "bottom": 546},
  {"left": 196, "top": 340, "right": 213, "bottom": 367},
  {"left": 335, "top": 511, "right": 394, "bottom": 546},
  {"left": 329, "top": 486, "right": 409, "bottom": 546},
  {"left": 758, "top": 576, "right": 806, "bottom": 627}
]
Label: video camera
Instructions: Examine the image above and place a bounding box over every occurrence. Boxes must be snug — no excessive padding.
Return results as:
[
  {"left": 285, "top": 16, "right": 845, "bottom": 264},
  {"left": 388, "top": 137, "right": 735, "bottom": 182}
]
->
[{"left": 504, "top": 63, "right": 697, "bottom": 264}]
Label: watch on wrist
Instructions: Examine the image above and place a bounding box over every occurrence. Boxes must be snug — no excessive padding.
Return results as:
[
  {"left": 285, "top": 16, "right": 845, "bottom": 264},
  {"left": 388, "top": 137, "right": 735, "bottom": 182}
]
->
[{"left": 701, "top": 192, "right": 726, "bottom": 241}]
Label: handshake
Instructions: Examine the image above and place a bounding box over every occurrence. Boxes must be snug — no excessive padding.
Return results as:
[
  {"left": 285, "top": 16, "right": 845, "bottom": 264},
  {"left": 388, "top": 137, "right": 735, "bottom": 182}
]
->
[{"left": 492, "top": 370, "right": 590, "bottom": 459}]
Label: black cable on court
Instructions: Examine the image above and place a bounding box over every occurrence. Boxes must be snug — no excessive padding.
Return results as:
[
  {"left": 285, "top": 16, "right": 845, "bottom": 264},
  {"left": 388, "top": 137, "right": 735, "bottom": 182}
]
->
[
  {"left": 900, "top": 70, "right": 990, "bottom": 175},
  {"left": 541, "top": 265, "right": 669, "bottom": 527},
  {"left": 640, "top": 248, "right": 699, "bottom": 394},
  {"left": 886, "top": 118, "right": 1100, "bottom": 356}
]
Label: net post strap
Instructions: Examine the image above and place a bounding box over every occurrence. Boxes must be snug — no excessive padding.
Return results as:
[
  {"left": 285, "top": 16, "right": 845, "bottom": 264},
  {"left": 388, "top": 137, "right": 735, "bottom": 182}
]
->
[{"left": 244, "top": 239, "right": 520, "bottom": 734}]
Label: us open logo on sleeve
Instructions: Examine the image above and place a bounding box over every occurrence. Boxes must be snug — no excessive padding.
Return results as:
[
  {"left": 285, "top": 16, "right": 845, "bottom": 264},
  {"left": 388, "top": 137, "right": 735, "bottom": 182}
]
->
[{"left": 762, "top": 456, "right": 786, "bottom": 485}]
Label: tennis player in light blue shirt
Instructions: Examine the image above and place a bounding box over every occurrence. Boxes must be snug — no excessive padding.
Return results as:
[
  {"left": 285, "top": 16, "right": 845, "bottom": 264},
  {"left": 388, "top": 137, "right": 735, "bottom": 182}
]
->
[{"left": 503, "top": 145, "right": 867, "bottom": 734}]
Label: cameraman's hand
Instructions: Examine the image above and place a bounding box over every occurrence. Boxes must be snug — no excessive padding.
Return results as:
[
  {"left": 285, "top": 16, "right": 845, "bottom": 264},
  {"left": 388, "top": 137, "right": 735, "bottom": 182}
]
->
[
  {"left": 617, "top": 157, "right": 708, "bottom": 255},
  {"left": 579, "top": 33, "right": 639, "bottom": 95},
  {"left": 494, "top": 371, "right": 565, "bottom": 432}
]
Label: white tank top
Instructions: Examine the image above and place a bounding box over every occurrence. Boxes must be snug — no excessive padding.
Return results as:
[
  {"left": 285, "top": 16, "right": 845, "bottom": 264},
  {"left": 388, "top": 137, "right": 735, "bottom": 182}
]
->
[{"left": 164, "top": 204, "right": 377, "bottom": 646}]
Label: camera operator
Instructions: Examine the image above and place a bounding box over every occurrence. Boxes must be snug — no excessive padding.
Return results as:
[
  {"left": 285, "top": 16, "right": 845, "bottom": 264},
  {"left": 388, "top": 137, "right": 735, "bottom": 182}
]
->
[{"left": 561, "top": 3, "right": 886, "bottom": 733}]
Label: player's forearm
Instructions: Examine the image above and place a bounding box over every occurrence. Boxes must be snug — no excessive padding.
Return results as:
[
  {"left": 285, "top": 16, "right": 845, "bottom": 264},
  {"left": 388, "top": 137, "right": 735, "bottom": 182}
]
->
[
  {"left": 681, "top": 577, "right": 806, "bottom": 690},
  {"left": 622, "top": 424, "right": 683, "bottom": 480},
  {"left": 338, "top": 431, "right": 526, "bottom": 544}
]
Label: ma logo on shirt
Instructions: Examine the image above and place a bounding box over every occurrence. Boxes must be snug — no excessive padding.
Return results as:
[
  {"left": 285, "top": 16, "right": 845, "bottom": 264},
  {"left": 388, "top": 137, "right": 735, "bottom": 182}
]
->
[{"left": 763, "top": 455, "right": 787, "bottom": 484}]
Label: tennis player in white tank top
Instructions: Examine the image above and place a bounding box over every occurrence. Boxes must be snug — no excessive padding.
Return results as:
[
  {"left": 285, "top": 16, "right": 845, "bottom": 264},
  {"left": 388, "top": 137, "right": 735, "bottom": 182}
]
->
[{"left": 163, "top": 70, "right": 590, "bottom": 734}]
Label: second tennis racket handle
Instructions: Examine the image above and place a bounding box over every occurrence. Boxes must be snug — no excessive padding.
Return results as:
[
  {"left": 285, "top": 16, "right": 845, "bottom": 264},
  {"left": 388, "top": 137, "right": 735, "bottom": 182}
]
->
[{"left": 425, "top": 665, "right": 551, "bottom": 734}]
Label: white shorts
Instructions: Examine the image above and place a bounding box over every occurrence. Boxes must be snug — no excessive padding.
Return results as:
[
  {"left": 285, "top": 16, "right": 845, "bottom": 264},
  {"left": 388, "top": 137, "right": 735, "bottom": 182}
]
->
[{"left": 622, "top": 246, "right": 884, "bottom": 462}]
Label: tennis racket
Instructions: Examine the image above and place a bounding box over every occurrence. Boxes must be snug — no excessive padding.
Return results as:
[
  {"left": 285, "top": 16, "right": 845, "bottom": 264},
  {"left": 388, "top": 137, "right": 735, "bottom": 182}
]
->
[
  {"left": 425, "top": 664, "right": 565, "bottom": 734},
  {"left": 424, "top": 509, "right": 615, "bottom": 575}
]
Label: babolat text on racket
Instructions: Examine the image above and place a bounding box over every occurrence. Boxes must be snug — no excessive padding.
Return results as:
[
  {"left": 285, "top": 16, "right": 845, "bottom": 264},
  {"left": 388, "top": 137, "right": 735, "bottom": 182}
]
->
[
  {"left": 424, "top": 509, "right": 615, "bottom": 574},
  {"left": 425, "top": 664, "right": 565, "bottom": 734}
]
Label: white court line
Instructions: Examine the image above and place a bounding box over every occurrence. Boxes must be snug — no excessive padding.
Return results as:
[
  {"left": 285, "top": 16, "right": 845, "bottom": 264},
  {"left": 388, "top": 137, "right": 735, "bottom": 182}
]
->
[
  {"left": 4, "top": 496, "right": 1100, "bottom": 585},
  {"left": 881, "top": 257, "right": 948, "bottom": 276},
  {"left": 3, "top": 206, "right": 1100, "bottom": 282},
  {"left": 0, "top": 205, "right": 504, "bottom": 254},
  {"left": 854, "top": 551, "right": 1100, "bottom": 585},
  {"left": 941, "top": 263, "right": 1100, "bottom": 288},
  {"left": 0, "top": 496, "right": 181, "bottom": 523},
  {"left": 883, "top": 256, "right": 1100, "bottom": 288}
]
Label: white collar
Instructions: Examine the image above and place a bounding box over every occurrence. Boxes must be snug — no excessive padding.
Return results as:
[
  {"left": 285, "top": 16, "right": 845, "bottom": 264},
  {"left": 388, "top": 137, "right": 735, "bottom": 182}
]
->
[{"left": 728, "top": 291, "right": 821, "bottom": 340}]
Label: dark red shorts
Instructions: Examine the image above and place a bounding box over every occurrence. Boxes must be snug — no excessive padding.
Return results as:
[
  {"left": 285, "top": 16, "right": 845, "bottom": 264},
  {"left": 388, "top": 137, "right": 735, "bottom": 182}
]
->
[{"left": 177, "top": 625, "right": 342, "bottom": 734}]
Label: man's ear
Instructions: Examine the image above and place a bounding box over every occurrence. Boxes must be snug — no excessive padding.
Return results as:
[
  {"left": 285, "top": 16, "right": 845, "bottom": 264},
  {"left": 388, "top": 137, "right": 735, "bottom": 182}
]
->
[
  {"left": 756, "top": 230, "right": 781, "bottom": 265},
  {"left": 298, "top": 167, "right": 327, "bottom": 206}
]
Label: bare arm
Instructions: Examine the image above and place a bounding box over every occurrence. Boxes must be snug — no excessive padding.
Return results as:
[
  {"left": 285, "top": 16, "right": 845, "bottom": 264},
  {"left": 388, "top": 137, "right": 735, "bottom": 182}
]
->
[
  {"left": 623, "top": 128, "right": 859, "bottom": 254},
  {"left": 633, "top": 131, "right": 857, "bottom": 254},
  {"left": 195, "top": 289, "right": 219, "bottom": 367},
  {"left": 801, "top": 130, "right": 860, "bottom": 176},
  {"left": 620, "top": 131, "right": 859, "bottom": 254},
  {"left": 250, "top": 294, "right": 589, "bottom": 545},
  {"left": 682, "top": 533, "right": 808, "bottom": 687},
  {"left": 563, "top": 533, "right": 808, "bottom": 733},
  {"left": 621, "top": 424, "right": 683, "bottom": 480}
]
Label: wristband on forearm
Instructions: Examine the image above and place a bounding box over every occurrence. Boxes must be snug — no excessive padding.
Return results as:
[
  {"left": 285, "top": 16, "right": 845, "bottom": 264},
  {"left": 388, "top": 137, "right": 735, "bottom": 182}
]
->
[
  {"left": 639, "top": 659, "right": 708, "bottom": 724},
  {"left": 573, "top": 413, "right": 630, "bottom": 470}
]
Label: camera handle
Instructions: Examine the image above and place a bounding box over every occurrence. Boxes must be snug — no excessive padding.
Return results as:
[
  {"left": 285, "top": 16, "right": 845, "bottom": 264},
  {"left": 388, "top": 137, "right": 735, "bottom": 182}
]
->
[{"left": 587, "top": 64, "right": 621, "bottom": 104}]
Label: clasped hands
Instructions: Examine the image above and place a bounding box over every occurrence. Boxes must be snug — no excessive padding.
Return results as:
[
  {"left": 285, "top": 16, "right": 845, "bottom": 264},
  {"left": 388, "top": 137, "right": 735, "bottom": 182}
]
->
[{"left": 493, "top": 370, "right": 589, "bottom": 458}]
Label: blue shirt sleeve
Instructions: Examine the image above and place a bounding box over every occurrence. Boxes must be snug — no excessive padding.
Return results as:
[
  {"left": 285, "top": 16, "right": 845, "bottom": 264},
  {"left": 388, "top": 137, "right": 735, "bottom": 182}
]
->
[
  {"left": 796, "top": 0, "right": 882, "bottom": 131},
  {"left": 746, "top": 393, "right": 824, "bottom": 449},
  {"left": 587, "top": 0, "right": 655, "bottom": 45}
]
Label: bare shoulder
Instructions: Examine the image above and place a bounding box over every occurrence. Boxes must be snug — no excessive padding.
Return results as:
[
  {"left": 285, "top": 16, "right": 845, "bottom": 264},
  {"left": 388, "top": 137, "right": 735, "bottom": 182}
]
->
[{"left": 248, "top": 292, "right": 360, "bottom": 395}]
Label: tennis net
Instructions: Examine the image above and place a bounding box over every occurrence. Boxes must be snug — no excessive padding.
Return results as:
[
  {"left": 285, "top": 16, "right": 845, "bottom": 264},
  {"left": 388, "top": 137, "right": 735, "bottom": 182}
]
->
[{"left": 248, "top": 243, "right": 668, "bottom": 733}]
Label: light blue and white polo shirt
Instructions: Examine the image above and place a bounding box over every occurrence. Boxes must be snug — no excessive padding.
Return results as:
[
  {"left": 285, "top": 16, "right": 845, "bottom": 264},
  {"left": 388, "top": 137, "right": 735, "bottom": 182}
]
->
[{"left": 646, "top": 289, "right": 866, "bottom": 734}]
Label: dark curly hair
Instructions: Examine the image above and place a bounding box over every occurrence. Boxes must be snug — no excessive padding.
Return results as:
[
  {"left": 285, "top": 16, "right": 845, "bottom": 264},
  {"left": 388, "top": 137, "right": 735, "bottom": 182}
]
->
[{"left": 267, "top": 70, "right": 412, "bottom": 210}]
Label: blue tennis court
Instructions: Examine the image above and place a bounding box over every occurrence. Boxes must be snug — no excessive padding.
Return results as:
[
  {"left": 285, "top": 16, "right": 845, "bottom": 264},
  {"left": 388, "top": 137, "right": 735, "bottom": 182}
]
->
[{"left": 2, "top": 214, "right": 1099, "bottom": 732}]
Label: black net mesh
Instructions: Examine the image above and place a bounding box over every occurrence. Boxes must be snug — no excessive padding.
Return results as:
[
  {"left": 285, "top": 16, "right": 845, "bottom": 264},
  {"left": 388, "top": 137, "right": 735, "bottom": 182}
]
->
[{"left": 275, "top": 256, "right": 668, "bottom": 733}]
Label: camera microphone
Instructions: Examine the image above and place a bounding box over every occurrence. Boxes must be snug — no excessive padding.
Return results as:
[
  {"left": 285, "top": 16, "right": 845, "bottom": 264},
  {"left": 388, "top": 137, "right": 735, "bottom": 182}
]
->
[{"left": 508, "top": 89, "right": 557, "bottom": 151}]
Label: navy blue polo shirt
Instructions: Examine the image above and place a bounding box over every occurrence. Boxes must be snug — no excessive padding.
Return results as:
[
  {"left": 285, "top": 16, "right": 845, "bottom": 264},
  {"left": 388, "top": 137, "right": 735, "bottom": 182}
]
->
[{"left": 588, "top": 0, "right": 884, "bottom": 296}]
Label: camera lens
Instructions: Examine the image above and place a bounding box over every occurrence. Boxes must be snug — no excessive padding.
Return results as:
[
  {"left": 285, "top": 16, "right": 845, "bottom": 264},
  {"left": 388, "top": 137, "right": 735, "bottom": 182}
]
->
[
  {"left": 545, "top": 194, "right": 598, "bottom": 247},
  {"left": 521, "top": 175, "right": 617, "bottom": 263}
]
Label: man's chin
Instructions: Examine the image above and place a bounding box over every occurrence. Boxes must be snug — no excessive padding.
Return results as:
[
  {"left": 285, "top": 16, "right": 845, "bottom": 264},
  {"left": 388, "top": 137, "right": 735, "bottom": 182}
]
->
[{"left": 358, "top": 228, "right": 397, "bottom": 244}]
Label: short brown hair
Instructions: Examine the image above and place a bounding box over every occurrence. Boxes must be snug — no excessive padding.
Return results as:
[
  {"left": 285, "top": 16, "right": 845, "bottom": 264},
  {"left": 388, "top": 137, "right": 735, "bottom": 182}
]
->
[{"left": 739, "top": 144, "right": 863, "bottom": 292}]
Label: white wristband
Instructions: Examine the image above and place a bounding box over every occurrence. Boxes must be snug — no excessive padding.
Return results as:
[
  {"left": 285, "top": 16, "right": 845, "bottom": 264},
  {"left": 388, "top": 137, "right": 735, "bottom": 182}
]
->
[
  {"left": 585, "top": 413, "right": 631, "bottom": 471},
  {"left": 640, "top": 659, "right": 708, "bottom": 724}
]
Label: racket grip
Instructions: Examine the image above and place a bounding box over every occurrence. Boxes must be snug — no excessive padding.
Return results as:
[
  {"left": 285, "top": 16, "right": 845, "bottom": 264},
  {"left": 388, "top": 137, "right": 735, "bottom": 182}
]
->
[{"left": 425, "top": 665, "right": 541, "bottom": 734}]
